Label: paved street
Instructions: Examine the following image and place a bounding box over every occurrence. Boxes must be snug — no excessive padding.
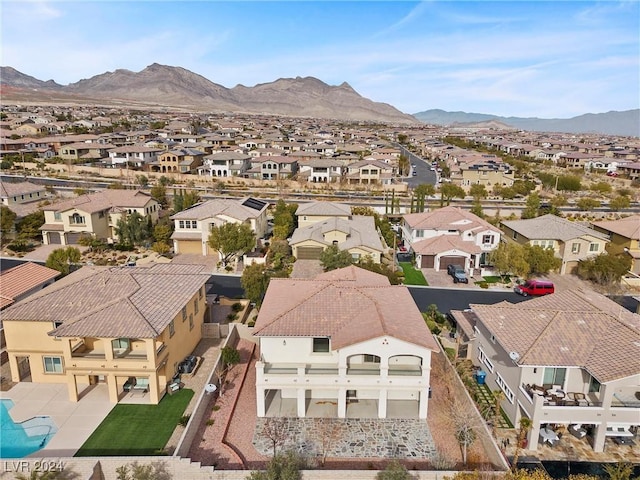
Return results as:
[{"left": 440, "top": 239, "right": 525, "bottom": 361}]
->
[{"left": 397, "top": 144, "right": 437, "bottom": 188}]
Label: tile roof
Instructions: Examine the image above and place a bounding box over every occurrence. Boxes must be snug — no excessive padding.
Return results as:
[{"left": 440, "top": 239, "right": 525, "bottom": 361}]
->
[
  {"left": 1, "top": 264, "right": 208, "bottom": 339},
  {"left": 170, "top": 197, "right": 267, "bottom": 221},
  {"left": 253, "top": 266, "right": 439, "bottom": 352},
  {"left": 592, "top": 215, "right": 640, "bottom": 241},
  {"left": 469, "top": 290, "right": 640, "bottom": 383},
  {"left": 289, "top": 216, "right": 385, "bottom": 252},
  {"left": 412, "top": 234, "right": 482, "bottom": 255},
  {"left": 501, "top": 214, "right": 609, "bottom": 242},
  {"left": 44, "top": 190, "right": 156, "bottom": 214},
  {"left": 0, "top": 262, "right": 60, "bottom": 309},
  {"left": 295, "top": 201, "right": 351, "bottom": 217},
  {"left": 403, "top": 206, "right": 500, "bottom": 234},
  {"left": 0, "top": 180, "right": 46, "bottom": 198}
]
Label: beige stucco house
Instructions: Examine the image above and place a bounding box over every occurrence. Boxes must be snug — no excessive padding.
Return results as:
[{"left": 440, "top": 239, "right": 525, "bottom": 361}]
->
[
  {"left": 254, "top": 266, "right": 439, "bottom": 419},
  {"left": 592, "top": 214, "right": 640, "bottom": 286},
  {"left": 2, "top": 264, "right": 209, "bottom": 404},
  {"left": 501, "top": 214, "right": 610, "bottom": 275},
  {"left": 41, "top": 190, "right": 160, "bottom": 245}
]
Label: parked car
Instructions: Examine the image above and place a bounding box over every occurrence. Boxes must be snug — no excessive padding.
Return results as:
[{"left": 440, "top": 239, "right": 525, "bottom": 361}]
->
[
  {"left": 447, "top": 264, "right": 468, "bottom": 283},
  {"left": 514, "top": 279, "right": 554, "bottom": 296},
  {"left": 412, "top": 171, "right": 418, "bottom": 176},
  {"left": 177, "top": 355, "right": 198, "bottom": 374}
]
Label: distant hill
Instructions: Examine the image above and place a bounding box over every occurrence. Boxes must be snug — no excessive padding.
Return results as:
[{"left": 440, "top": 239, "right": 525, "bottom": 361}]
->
[
  {"left": 413, "top": 108, "right": 640, "bottom": 137},
  {"left": 0, "top": 64, "right": 418, "bottom": 124}
]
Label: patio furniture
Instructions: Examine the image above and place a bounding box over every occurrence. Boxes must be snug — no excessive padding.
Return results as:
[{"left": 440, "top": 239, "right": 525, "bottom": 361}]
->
[
  {"left": 123, "top": 377, "right": 136, "bottom": 392},
  {"left": 567, "top": 392, "right": 588, "bottom": 406},
  {"left": 569, "top": 424, "right": 587, "bottom": 439},
  {"left": 133, "top": 377, "right": 149, "bottom": 393},
  {"left": 540, "top": 428, "right": 559, "bottom": 446},
  {"left": 613, "top": 437, "right": 636, "bottom": 446}
]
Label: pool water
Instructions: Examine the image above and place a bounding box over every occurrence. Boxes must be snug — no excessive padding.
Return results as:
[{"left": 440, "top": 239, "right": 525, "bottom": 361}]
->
[{"left": 0, "top": 399, "right": 58, "bottom": 458}]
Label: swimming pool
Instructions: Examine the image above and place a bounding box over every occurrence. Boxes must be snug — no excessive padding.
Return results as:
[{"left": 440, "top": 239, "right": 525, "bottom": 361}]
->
[{"left": 0, "top": 399, "right": 58, "bottom": 458}]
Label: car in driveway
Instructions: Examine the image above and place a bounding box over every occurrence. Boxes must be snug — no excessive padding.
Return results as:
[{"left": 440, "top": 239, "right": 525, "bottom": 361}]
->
[{"left": 447, "top": 264, "right": 468, "bottom": 284}]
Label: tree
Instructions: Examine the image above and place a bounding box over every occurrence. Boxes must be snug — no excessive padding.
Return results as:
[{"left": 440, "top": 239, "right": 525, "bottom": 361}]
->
[
  {"left": 590, "top": 181, "right": 612, "bottom": 195},
  {"left": 259, "top": 418, "right": 291, "bottom": 458},
  {"left": 46, "top": 247, "right": 81, "bottom": 276},
  {"left": 357, "top": 257, "right": 401, "bottom": 285},
  {"left": 115, "top": 461, "right": 171, "bottom": 480},
  {"left": 397, "top": 154, "right": 410, "bottom": 176},
  {"left": 272, "top": 200, "right": 297, "bottom": 240},
  {"left": 319, "top": 244, "right": 353, "bottom": 271},
  {"left": 217, "top": 345, "right": 241, "bottom": 396},
  {"left": 241, "top": 262, "right": 270, "bottom": 305},
  {"left": 73, "top": 187, "right": 87, "bottom": 196},
  {"left": 439, "top": 183, "right": 465, "bottom": 207},
  {"left": 512, "top": 179, "right": 536, "bottom": 197},
  {"left": 550, "top": 194, "right": 568, "bottom": 208},
  {"left": 576, "top": 197, "right": 601, "bottom": 211},
  {"left": 0, "top": 205, "right": 17, "bottom": 241},
  {"left": 521, "top": 192, "right": 540, "bottom": 219},
  {"left": 150, "top": 183, "right": 167, "bottom": 207},
  {"left": 450, "top": 399, "right": 478, "bottom": 465},
  {"left": 470, "top": 200, "right": 484, "bottom": 219},
  {"left": 376, "top": 460, "right": 415, "bottom": 480},
  {"left": 208, "top": 222, "right": 256, "bottom": 264},
  {"left": 316, "top": 418, "right": 341, "bottom": 466},
  {"left": 16, "top": 210, "right": 45, "bottom": 240},
  {"left": 135, "top": 174, "right": 149, "bottom": 187},
  {"left": 577, "top": 253, "right": 632, "bottom": 285},
  {"left": 153, "top": 222, "right": 172, "bottom": 244},
  {"left": 115, "top": 212, "right": 151, "bottom": 247},
  {"left": 609, "top": 195, "right": 630, "bottom": 212},
  {"left": 173, "top": 189, "right": 201, "bottom": 212},
  {"left": 246, "top": 451, "right": 303, "bottom": 480},
  {"left": 603, "top": 462, "right": 635, "bottom": 480},
  {"left": 512, "top": 417, "right": 532, "bottom": 471},
  {"left": 523, "top": 244, "right": 561, "bottom": 275},
  {"left": 469, "top": 184, "right": 487, "bottom": 201},
  {"left": 498, "top": 186, "right": 517, "bottom": 200},
  {"left": 488, "top": 242, "right": 529, "bottom": 278}
]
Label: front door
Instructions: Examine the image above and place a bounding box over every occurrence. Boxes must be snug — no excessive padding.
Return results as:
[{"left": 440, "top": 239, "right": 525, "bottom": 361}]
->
[{"left": 16, "top": 356, "right": 31, "bottom": 381}]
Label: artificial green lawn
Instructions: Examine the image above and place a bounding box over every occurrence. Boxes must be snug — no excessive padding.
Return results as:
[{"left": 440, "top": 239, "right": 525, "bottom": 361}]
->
[
  {"left": 399, "top": 262, "right": 428, "bottom": 286},
  {"left": 482, "top": 275, "right": 511, "bottom": 284},
  {"left": 75, "top": 388, "right": 194, "bottom": 456}
]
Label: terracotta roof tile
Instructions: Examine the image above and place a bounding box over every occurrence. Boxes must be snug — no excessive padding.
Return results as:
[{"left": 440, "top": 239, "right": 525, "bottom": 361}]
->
[{"left": 0, "top": 262, "right": 60, "bottom": 306}]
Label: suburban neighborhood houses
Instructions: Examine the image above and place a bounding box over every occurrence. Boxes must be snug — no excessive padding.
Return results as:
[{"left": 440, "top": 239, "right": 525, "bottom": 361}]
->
[{"left": 0, "top": 104, "right": 639, "bottom": 479}]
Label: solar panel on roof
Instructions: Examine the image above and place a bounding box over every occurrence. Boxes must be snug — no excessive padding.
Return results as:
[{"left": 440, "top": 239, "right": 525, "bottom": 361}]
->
[{"left": 242, "top": 198, "right": 267, "bottom": 210}]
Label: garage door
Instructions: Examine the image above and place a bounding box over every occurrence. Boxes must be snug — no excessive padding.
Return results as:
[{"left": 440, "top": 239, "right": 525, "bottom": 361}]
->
[
  {"left": 565, "top": 261, "right": 579, "bottom": 275},
  {"left": 420, "top": 255, "right": 435, "bottom": 269},
  {"left": 177, "top": 240, "right": 202, "bottom": 255},
  {"left": 66, "top": 232, "right": 84, "bottom": 244},
  {"left": 296, "top": 246, "right": 324, "bottom": 260},
  {"left": 48, "top": 232, "right": 62, "bottom": 244},
  {"left": 440, "top": 256, "right": 465, "bottom": 270}
]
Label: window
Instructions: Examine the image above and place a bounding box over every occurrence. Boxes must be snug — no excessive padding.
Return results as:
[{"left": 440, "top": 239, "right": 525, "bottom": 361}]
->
[
  {"left": 543, "top": 367, "right": 566, "bottom": 387},
  {"left": 351, "top": 253, "right": 361, "bottom": 260},
  {"left": 589, "top": 243, "right": 599, "bottom": 252},
  {"left": 112, "top": 338, "right": 130, "bottom": 350},
  {"left": 54, "top": 212, "right": 62, "bottom": 221},
  {"left": 483, "top": 235, "right": 494, "bottom": 245},
  {"left": 199, "top": 287, "right": 203, "bottom": 299},
  {"left": 43, "top": 356, "right": 63, "bottom": 374},
  {"left": 478, "top": 346, "right": 494, "bottom": 373},
  {"left": 194, "top": 298, "right": 199, "bottom": 314},
  {"left": 189, "top": 314, "right": 194, "bottom": 331},
  {"left": 572, "top": 243, "right": 581, "bottom": 254},
  {"left": 512, "top": 231, "right": 518, "bottom": 240},
  {"left": 313, "top": 337, "right": 330, "bottom": 353},
  {"left": 169, "top": 320, "right": 175, "bottom": 338},
  {"left": 363, "top": 354, "right": 380, "bottom": 363},
  {"left": 496, "top": 373, "right": 515, "bottom": 403},
  {"left": 69, "top": 213, "right": 85, "bottom": 225},
  {"left": 416, "top": 230, "right": 424, "bottom": 238},
  {"left": 182, "top": 306, "right": 187, "bottom": 321},
  {"left": 589, "top": 376, "right": 601, "bottom": 393}
]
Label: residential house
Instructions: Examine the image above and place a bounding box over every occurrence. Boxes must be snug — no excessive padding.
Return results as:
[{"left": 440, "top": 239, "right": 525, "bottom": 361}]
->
[
  {"left": 2, "top": 264, "right": 209, "bottom": 404},
  {"left": 617, "top": 162, "right": 640, "bottom": 180},
  {"left": 402, "top": 207, "right": 502, "bottom": 276},
  {"left": 246, "top": 156, "right": 299, "bottom": 180},
  {"left": 253, "top": 266, "right": 439, "bottom": 419},
  {"left": 59, "top": 142, "right": 111, "bottom": 162},
  {"left": 0, "top": 180, "right": 49, "bottom": 208},
  {"left": 152, "top": 148, "right": 205, "bottom": 174},
  {"left": 290, "top": 215, "right": 387, "bottom": 262},
  {"left": 451, "top": 290, "right": 640, "bottom": 452},
  {"left": 197, "top": 152, "right": 251, "bottom": 177},
  {"left": 41, "top": 190, "right": 160, "bottom": 245},
  {"left": 170, "top": 197, "right": 268, "bottom": 256},
  {"left": 591, "top": 215, "right": 640, "bottom": 284},
  {"left": 345, "top": 160, "right": 394, "bottom": 185},
  {"left": 501, "top": 214, "right": 609, "bottom": 275},
  {"left": 295, "top": 201, "right": 352, "bottom": 228},
  {"left": 296, "top": 158, "right": 344, "bottom": 183},
  {"left": 107, "top": 146, "right": 163, "bottom": 168}
]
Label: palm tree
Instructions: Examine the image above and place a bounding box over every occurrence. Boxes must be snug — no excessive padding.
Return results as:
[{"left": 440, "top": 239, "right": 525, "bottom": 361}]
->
[{"left": 512, "top": 417, "right": 533, "bottom": 471}]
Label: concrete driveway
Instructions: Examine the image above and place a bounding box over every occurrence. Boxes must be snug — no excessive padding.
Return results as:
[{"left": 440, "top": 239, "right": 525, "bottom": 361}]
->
[{"left": 421, "top": 268, "right": 480, "bottom": 289}]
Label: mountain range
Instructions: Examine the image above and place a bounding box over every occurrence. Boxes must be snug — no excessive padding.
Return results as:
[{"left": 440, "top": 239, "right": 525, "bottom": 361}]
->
[
  {"left": 0, "top": 64, "right": 417, "bottom": 124},
  {"left": 1, "top": 64, "right": 637, "bottom": 136},
  {"left": 413, "top": 109, "right": 640, "bottom": 137}
]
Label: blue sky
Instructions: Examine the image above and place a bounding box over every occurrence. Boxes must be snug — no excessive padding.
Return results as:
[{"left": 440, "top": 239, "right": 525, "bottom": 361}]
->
[{"left": 2, "top": 1, "right": 638, "bottom": 118}]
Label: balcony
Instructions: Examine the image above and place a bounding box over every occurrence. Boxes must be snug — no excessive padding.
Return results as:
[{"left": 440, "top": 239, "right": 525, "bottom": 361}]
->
[
  {"left": 389, "top": 365, "right": 422, "bottom": 376},
  {"left": 347, "top": 364, "right": 380, "bottom": 376},
  {"left": 71, "top": 340, "right": 148, "bottom": 361},
  {"left": 521, "top": 383, "right": 603, "bottom": 407}
]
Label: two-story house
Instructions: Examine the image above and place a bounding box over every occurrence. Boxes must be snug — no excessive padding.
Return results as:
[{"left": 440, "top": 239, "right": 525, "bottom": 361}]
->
[
  {"left": 295, "top": 201, "right": 351, "bottom": 228},
  {"left": 592, "top": 214, "right": 640, "bottom": 285},
  {"left": 501, "top": 214, "right": 610, "bottom": 275},
  {"left": 107, "top": 146, "right": 163, "bottom": 168},
  {"left": 253, "top": 266, "right": 439, "bottom": 419},
  {"left": 152, "top": 148, "right": 205, "bottom": 174},
  {"left": 170, "top": 197, "right": 268, "bottom": 256},
  {"left": 246, "top": 156, "right": 299, "bottom": 180},
  {"left": 345, "top": 159, "right": 394, "bottom": 185},
  {"left": 402, "top": 207, "right": 502, "bottom": 276},
  {"left": 2, "top": 264, "right": 209, "bottom": 404},
  {"left": 41, "top": 190, "right": 160, "bottom": 245},
  {"left": 297, "top": 158, "right": 344, "bottom": 183},
  {"left": 197, "top": 152, "right": 252, "bottom": 178},
  {"left": 452, "top": 289, "right": 640, "bottom": 452}
]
